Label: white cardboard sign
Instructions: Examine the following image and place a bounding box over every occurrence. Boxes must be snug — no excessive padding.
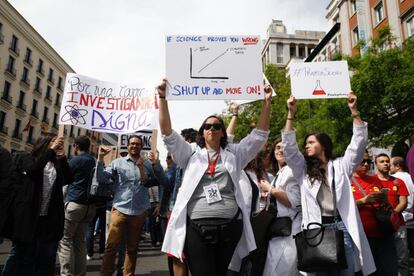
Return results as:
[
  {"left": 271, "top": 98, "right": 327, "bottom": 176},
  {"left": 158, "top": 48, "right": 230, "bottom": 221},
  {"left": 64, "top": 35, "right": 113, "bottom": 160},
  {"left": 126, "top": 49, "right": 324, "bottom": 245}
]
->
[
  {"left": 59, "top": 73, "right": 158, "bottom": 134},
  {"left": 289, "top": 61, "right": 351, "bottom": 99},
  {"left": 119, "top": 130, "right": 153, "bottom": 152},
  {"left": 165, "top": 35, "right": 263, "bottom": 101}
]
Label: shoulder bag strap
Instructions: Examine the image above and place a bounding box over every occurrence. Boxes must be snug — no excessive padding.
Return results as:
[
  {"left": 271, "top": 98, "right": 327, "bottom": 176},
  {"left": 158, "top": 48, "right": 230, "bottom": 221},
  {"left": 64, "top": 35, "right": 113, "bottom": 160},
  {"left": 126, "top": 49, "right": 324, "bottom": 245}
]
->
[
  {"left": 331, "top": 165, "right": 339, "bottom": 222},
  {"left": 351, "top": 176, "right": 368, "bottom": 197}
]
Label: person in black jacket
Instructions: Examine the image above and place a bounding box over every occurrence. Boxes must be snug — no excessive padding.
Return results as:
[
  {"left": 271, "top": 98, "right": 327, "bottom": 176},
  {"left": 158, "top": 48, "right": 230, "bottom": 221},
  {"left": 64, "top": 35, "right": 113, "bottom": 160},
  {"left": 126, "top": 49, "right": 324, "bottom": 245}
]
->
[
  {"left": 1, "top": 133, "right": 72, "bottom": 276},
  {"left": 0, "top": 145, "right": 13, "bottom": 244}
]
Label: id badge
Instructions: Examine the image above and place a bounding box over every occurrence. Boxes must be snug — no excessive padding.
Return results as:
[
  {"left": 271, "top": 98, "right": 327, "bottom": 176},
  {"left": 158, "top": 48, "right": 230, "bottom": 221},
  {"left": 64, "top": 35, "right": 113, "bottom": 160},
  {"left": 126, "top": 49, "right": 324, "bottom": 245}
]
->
[{"left": 203, "top": 184, "right": 222, "bottom": 204}]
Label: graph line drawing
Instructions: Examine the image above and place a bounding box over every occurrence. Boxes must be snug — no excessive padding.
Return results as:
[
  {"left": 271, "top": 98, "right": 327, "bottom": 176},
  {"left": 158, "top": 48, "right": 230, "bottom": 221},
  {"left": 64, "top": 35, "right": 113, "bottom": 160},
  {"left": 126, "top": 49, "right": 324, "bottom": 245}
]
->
[{"left": 190, "top": 48, "right": 229, "bottom": 80}]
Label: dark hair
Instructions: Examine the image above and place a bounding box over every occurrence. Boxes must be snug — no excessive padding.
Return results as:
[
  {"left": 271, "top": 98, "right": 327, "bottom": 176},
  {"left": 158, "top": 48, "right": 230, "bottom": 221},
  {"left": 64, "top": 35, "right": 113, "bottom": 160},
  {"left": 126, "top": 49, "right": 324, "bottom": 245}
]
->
[
  {"left": 128, "top": 135, "right": 142, "bottom": 145},
  {"left": 31, "top": 132, "right": 57, "bottom": 159},
  {"left": 245, "top": 150, "right": 269, "bottom": 181},
  {"left": 74, "top": 135, "right": 90, "bottom": 151},
  {"left": 375, "top": 153, "right": 390, "bottom": 163},
  {"left": 269, "top": 138, "right": 283, "bottom": 175},
  {"left": 391, "top": 156, "right": 406, "bottom": 171},
  {"left": 197, "top": 116, "right": 228, "bottom": 149},
  {"left": 181, "top": 128, "right": 198, "bottom": 143},
  {"left": 303, "top": 132, "right": 333, "bottom": 184}
]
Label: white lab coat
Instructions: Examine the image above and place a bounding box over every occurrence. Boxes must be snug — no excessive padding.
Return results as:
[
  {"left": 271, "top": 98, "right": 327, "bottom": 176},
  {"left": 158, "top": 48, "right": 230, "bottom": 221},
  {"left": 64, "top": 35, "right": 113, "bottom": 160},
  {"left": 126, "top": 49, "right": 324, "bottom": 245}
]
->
[
  {"left": 161, "top": 128, "right": 269, "bottom": 269},
  {"left": 263, "top": 166, "right": 302, "bottom": 276},
  {"left": 281, "top": 123, "right": 376, "bottom": 276}
]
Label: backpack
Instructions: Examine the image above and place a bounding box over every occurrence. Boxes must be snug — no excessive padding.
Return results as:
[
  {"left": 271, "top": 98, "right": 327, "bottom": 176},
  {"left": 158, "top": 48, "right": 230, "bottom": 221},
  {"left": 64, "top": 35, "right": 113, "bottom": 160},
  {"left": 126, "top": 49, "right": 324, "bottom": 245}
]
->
[{"left": 86, "top": 161, "right": 114, "bottom": 203}]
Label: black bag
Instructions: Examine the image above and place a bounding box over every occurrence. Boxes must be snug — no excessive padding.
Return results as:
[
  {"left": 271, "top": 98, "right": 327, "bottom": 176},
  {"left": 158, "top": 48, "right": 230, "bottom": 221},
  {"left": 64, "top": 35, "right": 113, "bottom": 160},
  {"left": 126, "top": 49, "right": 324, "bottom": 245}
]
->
[
  {"left": 294, "top": 166, "right": 347, "bottom": 272},
  {"left": 267, "top": 216, "right": 292, "bottom": 237},
  {"left": 87, "top": 162, "right": 114, "bottom": 203},
  {"left": 295, "top": 222, "right": 347, "bottom": 272}
]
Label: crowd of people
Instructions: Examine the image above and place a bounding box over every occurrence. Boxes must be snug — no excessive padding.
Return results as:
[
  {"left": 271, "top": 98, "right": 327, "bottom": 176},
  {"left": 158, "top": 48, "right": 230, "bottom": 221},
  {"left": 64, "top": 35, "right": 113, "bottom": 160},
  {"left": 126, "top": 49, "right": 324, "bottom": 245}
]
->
[{"left": 0, "top": 79, "right": 413, "bottom": 276}]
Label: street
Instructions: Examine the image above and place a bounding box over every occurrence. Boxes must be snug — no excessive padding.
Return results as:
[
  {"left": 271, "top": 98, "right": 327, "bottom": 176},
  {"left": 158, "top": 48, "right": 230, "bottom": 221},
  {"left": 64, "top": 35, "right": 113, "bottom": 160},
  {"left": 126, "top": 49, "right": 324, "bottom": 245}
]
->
[{"left": 0, "top": 236, "right": 169, "bottom": 276}]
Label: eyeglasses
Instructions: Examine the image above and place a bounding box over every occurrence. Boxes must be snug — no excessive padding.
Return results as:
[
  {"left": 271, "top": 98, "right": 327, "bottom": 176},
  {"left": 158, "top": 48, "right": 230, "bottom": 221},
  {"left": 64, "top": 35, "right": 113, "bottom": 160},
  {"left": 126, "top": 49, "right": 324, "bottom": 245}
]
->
[
  {"left": 361, "top": 159, "right": 372, "bottom": 165},
  {"left": 204, "top": 123, "right": 222, "bottom": 131}
]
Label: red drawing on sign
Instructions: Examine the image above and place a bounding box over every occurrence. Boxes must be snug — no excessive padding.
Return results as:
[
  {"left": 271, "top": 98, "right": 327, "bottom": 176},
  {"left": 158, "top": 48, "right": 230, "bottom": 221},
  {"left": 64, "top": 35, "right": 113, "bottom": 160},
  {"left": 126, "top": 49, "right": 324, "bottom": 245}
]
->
[{"left": 312, "top": 80, "right": 326, "bottom": 95}]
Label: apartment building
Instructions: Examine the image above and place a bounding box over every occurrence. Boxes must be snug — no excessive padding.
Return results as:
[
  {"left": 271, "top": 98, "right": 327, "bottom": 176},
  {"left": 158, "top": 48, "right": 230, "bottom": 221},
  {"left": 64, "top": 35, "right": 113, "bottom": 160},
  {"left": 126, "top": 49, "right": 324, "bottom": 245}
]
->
[
  {"left": 308, "top": 0, "right": 414, "bottom": 62},
  {"left": 261, "top": 19, "right": 325, "bottom": 68},
  {"left": 0, "top": 0, "right": 100, "bottom": 155}
]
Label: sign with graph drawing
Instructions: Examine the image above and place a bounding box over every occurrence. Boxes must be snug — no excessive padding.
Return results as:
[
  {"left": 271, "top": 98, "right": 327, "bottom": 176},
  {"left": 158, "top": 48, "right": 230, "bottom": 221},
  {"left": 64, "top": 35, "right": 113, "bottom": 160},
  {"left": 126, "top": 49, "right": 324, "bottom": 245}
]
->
[
  {"left": 289, "top": 61, "right": 351, "bottom": 99},
  {"left": 165, "top": 35, "right": 263, "bottom": 100},
  {"left": 58, "top": 73, "right": 158, "bottom": 134}
]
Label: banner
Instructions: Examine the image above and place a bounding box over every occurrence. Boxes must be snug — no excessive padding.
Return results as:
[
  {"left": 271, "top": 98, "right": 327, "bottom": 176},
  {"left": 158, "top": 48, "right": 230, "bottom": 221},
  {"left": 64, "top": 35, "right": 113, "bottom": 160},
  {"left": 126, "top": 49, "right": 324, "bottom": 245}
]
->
[
  {"left": 119, "top": 130, "right": 153, "bottom": 152},
  {"left": 289, "top": 61, "right": 351, "bottom": 99},
  {"left": 59, "top": 73, "right": 158, "bottom": 134},
  {"left": 166, "top": 35, "right": 263, "bottom": 101}
]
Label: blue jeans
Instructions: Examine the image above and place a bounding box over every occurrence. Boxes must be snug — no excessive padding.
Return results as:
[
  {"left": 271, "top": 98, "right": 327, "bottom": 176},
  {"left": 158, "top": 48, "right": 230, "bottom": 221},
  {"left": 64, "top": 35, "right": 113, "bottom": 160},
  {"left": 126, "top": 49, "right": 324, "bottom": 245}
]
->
[
  {"left": 1, "top": 239, "right": 58, "bottom": 276},
  {"left": 86, "top": 206, "right": 106, "bottom": 256},
  {"left": 315, "top": 221, "right": 355, "bottom": 276}
]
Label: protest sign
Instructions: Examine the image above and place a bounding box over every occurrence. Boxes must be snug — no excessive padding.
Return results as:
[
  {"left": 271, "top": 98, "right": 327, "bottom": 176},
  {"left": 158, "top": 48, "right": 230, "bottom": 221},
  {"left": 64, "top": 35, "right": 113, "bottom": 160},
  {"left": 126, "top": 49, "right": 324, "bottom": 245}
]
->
[
  {"left": 289, "top": 61, "right": 351, "bottom": 99},
  {"left": 59, "top": 73, "right": 158, "bottom": 134},
  {"left": 166, "top": 35, "right": 262, "bottom": 101},
  {"left": 119, "top": 130, "right": 153, "bottom": 152}
]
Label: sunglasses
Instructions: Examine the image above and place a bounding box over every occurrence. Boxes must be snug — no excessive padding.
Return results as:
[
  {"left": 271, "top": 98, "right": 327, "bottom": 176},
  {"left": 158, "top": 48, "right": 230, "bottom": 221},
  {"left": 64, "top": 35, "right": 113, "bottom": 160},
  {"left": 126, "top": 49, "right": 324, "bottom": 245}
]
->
[
  {"left": 204, "top": 123, "right": 222, "bottom": 131},
  {"left": 361, "top": 159, "right": 372, "bottom": 165}
]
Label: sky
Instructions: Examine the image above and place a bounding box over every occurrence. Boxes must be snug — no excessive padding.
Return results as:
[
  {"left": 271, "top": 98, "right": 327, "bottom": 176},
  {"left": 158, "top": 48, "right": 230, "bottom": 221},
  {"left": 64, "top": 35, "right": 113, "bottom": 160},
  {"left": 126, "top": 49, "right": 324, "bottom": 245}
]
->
[{"left": 9, "top": 0, "right": 329, "bottom": 161}]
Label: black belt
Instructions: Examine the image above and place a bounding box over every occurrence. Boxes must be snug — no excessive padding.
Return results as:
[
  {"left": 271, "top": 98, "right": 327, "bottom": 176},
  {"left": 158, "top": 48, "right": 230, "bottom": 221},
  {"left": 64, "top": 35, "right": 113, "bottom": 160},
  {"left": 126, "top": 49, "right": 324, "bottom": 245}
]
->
[{"left": 321, "top": 215, "right": 342, "bottom": 224}]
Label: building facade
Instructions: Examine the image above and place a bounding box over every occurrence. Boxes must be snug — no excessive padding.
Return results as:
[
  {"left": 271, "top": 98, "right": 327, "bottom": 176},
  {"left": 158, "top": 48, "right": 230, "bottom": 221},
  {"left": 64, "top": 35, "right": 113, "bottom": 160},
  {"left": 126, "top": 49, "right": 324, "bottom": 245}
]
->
[
  {"left": 311, "top": 0, "right": 414, "bottom": 61},
  {"left": 0, "top": 0, "right": 100, "bottom": 155},
  {"left": 261, "top": 20, "right": 325, "bottom": 68}
]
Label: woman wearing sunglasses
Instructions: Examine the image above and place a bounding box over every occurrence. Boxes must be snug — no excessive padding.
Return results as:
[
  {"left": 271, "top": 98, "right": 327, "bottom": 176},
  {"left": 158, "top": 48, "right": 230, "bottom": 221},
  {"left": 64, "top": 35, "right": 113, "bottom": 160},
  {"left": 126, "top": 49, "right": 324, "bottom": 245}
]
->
[
  {"left": 157, "top": 79, "right": 272, "bottom": 276},
  {"left": 282, "top": 93, "right": 376, "bottom": 275}
]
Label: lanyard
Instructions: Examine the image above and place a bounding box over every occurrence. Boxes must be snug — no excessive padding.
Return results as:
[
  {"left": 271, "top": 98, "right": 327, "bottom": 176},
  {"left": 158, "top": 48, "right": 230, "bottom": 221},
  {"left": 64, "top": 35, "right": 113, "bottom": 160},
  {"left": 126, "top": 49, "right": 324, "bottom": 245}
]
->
[{"left": 207, "top": 148, "right": 220, "bottom": 177}]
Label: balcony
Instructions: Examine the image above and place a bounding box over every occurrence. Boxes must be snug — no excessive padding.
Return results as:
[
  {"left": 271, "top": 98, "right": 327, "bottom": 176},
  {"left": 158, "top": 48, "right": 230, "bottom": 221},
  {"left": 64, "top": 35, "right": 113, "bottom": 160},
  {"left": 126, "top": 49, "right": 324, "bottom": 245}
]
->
[
  {"left": 17, "top": 103, "right": 26, "bottom": 111},
  {"left": 20, "top": 78, "right": 31, "bottom": 88},
  {"left": 4, "top": 67, "right": 17, "bottom": 79},
  {"left": 47, "top": 77, "right": 55, "bottom": 85},
  {"left": 9, "top": 45, "right": 20, "bottom": 57},
  {"left": 27, "top": 137, "right": 34, "bottom": 145},
  {"left": 0, "top": 126, "right": 8, "bottom": 135},
  {"left": 33, "top": 87, "right": 42, "bottom": 97},
  {"left": 36, "top": 67, "right": 45, "bottom": 77},
  {"left": 30, "top": 110, "right": 39, "bottom": 119},
  {"left": 42, "top": 117, "right": 50, "bottom": 124},
  {"left": 1, "top": 94, "right": 12, "bottom": 104},
  {"left": 23, "top": 57, "right": 33, "bottom": 67},
  {"left": 12, "top": 131, "right": 23, "bottom": 140},
  {"left": 53, "top": 123, "right": 59, "bottom": 130},
  {"left": 45, "top": 94, "right": 52, "bottom": 104}
]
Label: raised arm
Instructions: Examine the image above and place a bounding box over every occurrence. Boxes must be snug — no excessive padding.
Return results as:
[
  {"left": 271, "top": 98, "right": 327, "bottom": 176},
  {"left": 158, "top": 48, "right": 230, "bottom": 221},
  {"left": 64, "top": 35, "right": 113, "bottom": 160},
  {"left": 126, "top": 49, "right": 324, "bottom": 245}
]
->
[
  {"left": 256, "top": 85, "right": 272, "bottom": 131},
  {"left": 157, "top": 79, "right": 172, "bottom": 136},
  {"left": 226, "top": 102, "right": 239, "bottom": 139},
  {"left": 341, "top": 92, "right": 368, "bottom": 176}
]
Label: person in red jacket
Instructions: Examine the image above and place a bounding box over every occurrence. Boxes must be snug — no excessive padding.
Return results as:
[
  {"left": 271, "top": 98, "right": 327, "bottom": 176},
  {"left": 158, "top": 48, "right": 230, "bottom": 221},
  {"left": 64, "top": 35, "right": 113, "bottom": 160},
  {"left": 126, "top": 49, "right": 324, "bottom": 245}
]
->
[{"left": 351, "top": 151, "right": 398, "bottom": 276}]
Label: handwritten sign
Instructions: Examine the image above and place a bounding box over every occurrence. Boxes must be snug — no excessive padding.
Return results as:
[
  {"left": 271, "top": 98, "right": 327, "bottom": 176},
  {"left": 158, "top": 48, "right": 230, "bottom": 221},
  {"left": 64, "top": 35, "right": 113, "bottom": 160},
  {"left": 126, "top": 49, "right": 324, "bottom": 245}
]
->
[
  {"left": 289, "top": 61, "right": 351, "bottom": 99},
  {"left": 119, "top": 130, "right": 153, "bottom": 152},
  {"left": 166, "top": 35, "right": 263, "bottom": 101},
  {"left": 59, "top": 73, "right": 158, "bottom": 134}
]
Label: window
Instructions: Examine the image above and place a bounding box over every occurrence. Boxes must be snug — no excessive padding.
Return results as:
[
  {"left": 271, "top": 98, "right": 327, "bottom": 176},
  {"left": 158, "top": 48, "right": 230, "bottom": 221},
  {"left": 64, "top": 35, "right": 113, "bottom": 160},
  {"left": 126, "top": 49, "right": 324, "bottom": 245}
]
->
[
  {"left": 24, "top": 48, "right": 32, "bottom": 65},
  {"left": 35, "top": 77, "right": 41, "bottom": 91},
  {"left": 46, "top": 86, "right": 52, "bottom": 100},
  {"left": 48, "top": 68, "right": 54, "bottom": 83},
  {"left": 42, "top": 106, "right": 49, "bottom": 122},
  {"left": 6, "top": 56, "right": 16, "bottom": 76},
  {"left": 22, "top": 67, "right": 29, "bottom": 83},
  {"left": 13, "top": 119, "right": 21, "bottom": 139},
  {"left": 10, "top": 35, "right": 18, "bottom": 53},
  {"left": 0, "top": 111, "right": 6, "bottom": 133},
  {"left": 37, "top": 59, "right": 44, "bottom": 74},
  {"left": 374, "top": 1, "right": 384, "bottom": 25},
  {"left": 407, "top": 16, "right": 414, "bottom": 37},
  {"left": 31, "top": 99, "right": 38, "bottom": 117},
  {"left": 352, "top": 26, "right": 359, "bottom": 46},
  {"left": 53, "top": 113, "right": 58, "bottom": 128},
  {"left": 350, "top": 0, "right": 357, "bottom": 14},
  {"left": 55, "top": 93, "right": 61, "bottom": 106},
  {"left": 70, "top": 125, "right": 74, "bottom": 137},
  {"left": 77, "top": 128, "right": 81, "bottom": 136},
  {"left": 2, "top": 81, "right": 11, "bottom": 102},
  {"left": 0, "top": 23, "right": 4, "bottom": 43},
  {"left": 27, "top": 126, "right": 34, "bottom": 143},
  {"left": 18, "top": 91, "right": 25, "bottom": 110},
  {"left": 57, "top": 76, "right": 63, "bottom": 90}
]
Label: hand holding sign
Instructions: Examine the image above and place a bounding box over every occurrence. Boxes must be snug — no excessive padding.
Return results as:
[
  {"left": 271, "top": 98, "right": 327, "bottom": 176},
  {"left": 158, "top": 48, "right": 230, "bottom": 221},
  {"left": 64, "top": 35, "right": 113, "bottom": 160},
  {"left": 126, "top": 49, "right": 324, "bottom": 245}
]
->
[
  {"left": 348, "top": 91, "right": 357, "bottom": 111},
  {"left": 287, "top": 96, "right": 297, "bottom": 115},
  {"left": 157, "top": 79, "right": 167, "bottom": 98},
  {"left": 264, "top": 84, "right": 272, "bottom": 103},
  {"left": 148, "top": 150, "right": 159, "bottom": 165}
]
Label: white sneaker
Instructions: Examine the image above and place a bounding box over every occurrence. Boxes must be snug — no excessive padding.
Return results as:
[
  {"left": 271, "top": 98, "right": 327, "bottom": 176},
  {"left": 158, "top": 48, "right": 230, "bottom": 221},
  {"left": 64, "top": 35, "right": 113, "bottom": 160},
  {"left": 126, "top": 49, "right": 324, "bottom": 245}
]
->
[{"left": 86, "top": 254, "right": 94, "bottom": 261}]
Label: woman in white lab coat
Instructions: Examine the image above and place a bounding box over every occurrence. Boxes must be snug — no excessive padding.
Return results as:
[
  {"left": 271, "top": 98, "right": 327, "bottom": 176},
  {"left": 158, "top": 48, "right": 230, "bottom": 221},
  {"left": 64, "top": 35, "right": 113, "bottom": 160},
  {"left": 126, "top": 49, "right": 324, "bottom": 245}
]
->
[
  {"left": 156, "top": 79, "right": 272, "bottom": 276},
  {"left": 260, "top": 138, "right": 301, "bottom": 276},
  {"left": 281, "top": 93, "right": 376, "bottom": 276}
]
